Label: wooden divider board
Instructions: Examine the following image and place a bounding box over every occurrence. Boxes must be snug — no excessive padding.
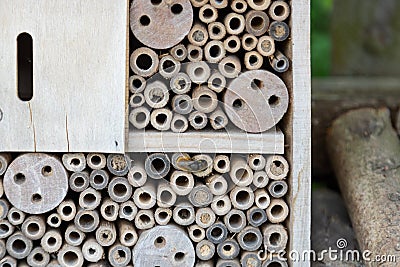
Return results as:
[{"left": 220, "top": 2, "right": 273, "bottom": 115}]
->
[
  {"left": 0, "top": 0, "right": 128, "bottom": 153},
  {"left": 289, "top": 0, "right": 312, "bottom": 266}
]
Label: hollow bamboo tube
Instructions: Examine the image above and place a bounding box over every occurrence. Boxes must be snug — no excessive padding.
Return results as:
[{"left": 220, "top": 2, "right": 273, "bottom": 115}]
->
[
  {"left": 231, "top": 0, "right": 247, "bottom": 13},
  {"left": 27, "top": 247, "right": 50, "bottom": 267},
  {"left": 129, "top": 107, "right": 151, "bottom": 129},
  {"left": 265, "top": 155, "right": 289, "bottom": 180},
  {"left": 188, "top": 224, "right": 206, "bottom": 243},
  {"left": 130, "top": 47, "right": 159, "bottom": 77},
  {"left": 79, "top": 187, "right": 101, "bottom": 210},
  {"left": 57, "top": 244, "right": 84, "bottom": 267},
  {"left": 0, "top": 199, "right": 9, "bottom": 220},
  {"left": 230, "top": 186, "right": 255, "bottom": 210},
  {"left": 211, "top": 195, "right": 232, "bottom": 216},
  {"left": 69, "top": 171, "right": 90, "bottom": 192},
  {"left": 204, "top": 40, "right": 226, "bottom": 63},
  {"left": 127, "top": 158, "right": 147, "bottom": 188},
  {"left": 7, "top": 207, "right": 25, "bottom": 226},
  {"left": 206, "top": 174, "right": 228, "bottom": 196},
  {"left": 253, "top": 171, "right": 269, "bottom": 189},
  {"left": 171, "top": 114, "right": 189, "bottom": 133},
  {"left": 195, "top": 207, "right": 216, "bottom": 228},
  {"left": 224, "top": 209, "right": 246, "bottom": 233},
  {"left": 118, "top": 200, "right": 137, "bottom": 221},
  {"left": 189, "top": 184, "right": 213, "bottom": 207},
  {"left": 217, "top": 239, "right": 240, "bottom": 260},
  {"left": 108, "top": 243, "right": 132, "bottom": 267},
  {"left": 245, "top": 10, "right": 269, "bottom": 37},
  {"left": 199, "top": 4, "right": 218, "bottom": 24},
  {"left": 189, "top": 111, "right": 208, "bottom": 130},
  {"left": 247, "top": 0, "right": 271, "bottom": 10},
  {"left": 237, "top": 226, "right": 263, "bottom": 252},
  {"left": 118, "top": 220, "right": 138, "bottom": 247},
  {"left": 254, "top": 188, "right": 271, "bottom": 210},
  {"left": 154, "top": 207, "right": 173, "bottom": 225},
  {"left": 82, "top": 237, "right": 104, "bottom": 263},
  {"left": 65, "top": 224, "right": 86, "bottom": 246},
  {"left": 21, "top": 215, "right": 46, "bottom": 240},
  {"left": 269, "top": 0, "right": 290, "bottom": 21},
  {"left": 6, "top": 231, "right": 33, "bottom": 259},
  {"left": 74, "top": 209, "right": 100, "bottom": 233},
  {"left": 108, "top": 177, "right": 133, "bottom": 203},
  {"left": 157, "top": 182, "right": 177, "bottom": 208},
  {"left": 224, "top": 13, "right": 245, "bottom": 35},
  {"left": 208, "top": 22, "right": 226, "bottom": 40},
  {"left": 224, "top": 36, "right": 241, "bottom": 53},
  {"left": 241, "top": 252, "right": 262, "bottom": 267},
  {"left": 187, "top": 45, "right": 204, "bottom": 62},
  {"left": 188, "top": 23, "right": 209, "bottom": 47},
  {"left": 218, "top": 55, "right": 241, "bottom": 79},
  {"left": 129, "top": 93, "right": 145, "bottom": 108},
  {"left": 100, "top": 198, "right": 119, "bottom": 222},
  {"left": 192, "top": 85, "right": 218, "bottom": 114},
  {"left": 268, "top": 21, "right": 290, "bottom": 42},
  {"left": 173, "top": 202, "right": 195, "bottom": 226},
  {"left": 0, "top": 220, "right": 14, "bottom": 239},
  {"left": 266, "top": 198, "right": 289, "bottom": 223},
  {"left": 172, "top": 94, "right": 193, "bottom": 115},
  {"left": 134, "top": 210, "right": 155, "bottom": 230},
  {"left": 89, "top": 169, "right": 109, "bottom": 190},
  {"left": 270, "top": 50, "right": 290, "bottom": 73},
  {"left": 62, "top": 153, "right": 86, "bottom": 172},
  {"left": 86, "top": 153, "right": 106, "bottom": 170},
  {"left": 171, "top": 72, "right": 192, "bottom": 95},
  {"left": 41, "top": 229, "right": 63, "bottom": 253},
  {"left": 159, "top": 55, "right": 181, "bottom": 79},
  {"left": 244, "top": 51, "right": 263, "bottom": 70},
  {"left": 247, "top": 207, "right": 268, "bottom": 227},
  {"left": 170, "top": 170, "right": 195, "bottom": 196},
  {"left": 0, "top": 153, "right": 11, "bottom": 176},
  {"left": 262, "top": 224, "right": 288, "bottom": 252},
  {"left": 230, "top": 156, "right": 254, "bottom": 186},
  {"left": 96, "top": 220, "right": 117, "bottom": 247},
  {"left": 47, "top": 213, "right": 62, "bottom": 228},
  {"left": 107, "top": 154, "right": 132, "bottom": 177},
  {"left": 128, "top": 75, "right": 146, "bottom": 94},
  {"left": 242, "top": 34, "right": 258, "bottom": 51},
  {"left": 213, "top": 155, "right": 231, "bottom": 174},
  {"left": 208, "top": 71, "right": 226, "bottom": 93},
  {"left": 133, "top": 184, "right": 157, "bottom": 209},
  {"left": 150, "top": 108, "right": 173, "bottom": 131},
  {"left": 170, "top": 44, "right": 188, "bottom": 62}
]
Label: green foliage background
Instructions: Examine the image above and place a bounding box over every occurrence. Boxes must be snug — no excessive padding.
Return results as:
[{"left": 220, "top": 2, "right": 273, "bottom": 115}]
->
[{"left": 311, "top": 0, "right": 332, "bottom": 77}]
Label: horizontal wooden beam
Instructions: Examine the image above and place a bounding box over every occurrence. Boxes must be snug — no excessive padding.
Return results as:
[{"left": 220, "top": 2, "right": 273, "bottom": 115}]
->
[{"left": 127, "top": 128, "right": 284, "bottom": 154}]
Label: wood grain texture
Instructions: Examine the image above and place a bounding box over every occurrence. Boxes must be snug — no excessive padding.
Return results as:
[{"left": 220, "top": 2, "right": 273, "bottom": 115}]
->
[
  {"left": 327, "top": 108, "right": 400, "bottom": 267},
  {"left": 289, "top": 0, "right": 312, "bottom": 266},
  {"left": 128, "top": 128, "right": 284, "bottom": 154},
  {"left": 312, "top": 77, "right": 400, "bottom": 178},
  {"left": 0, "top": 0, "right": 127, "bottom": 153}
]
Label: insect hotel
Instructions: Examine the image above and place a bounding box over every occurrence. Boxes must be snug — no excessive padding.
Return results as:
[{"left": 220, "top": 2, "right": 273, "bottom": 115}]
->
[{"left": 0, "top": 0, "right": 310, "bottom": 266}]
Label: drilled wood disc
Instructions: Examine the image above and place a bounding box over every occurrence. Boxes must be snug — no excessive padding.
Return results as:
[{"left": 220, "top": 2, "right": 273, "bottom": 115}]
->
[
  {"left": 223, "top": 70, "right": 289, "bottom": 133},
  {"left": 130, "top": 0, "right": 193, "bottom": 49},
  {"left": 133, "top": 225, "right": 195, "bottom": 266},
  {"left": 4, "top": 153, "right": 68, "bottom": 214}
]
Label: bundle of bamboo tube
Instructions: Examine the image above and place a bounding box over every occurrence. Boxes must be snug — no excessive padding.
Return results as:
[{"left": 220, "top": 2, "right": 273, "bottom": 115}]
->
[
  {"left": 0, "top": 152, "right": 290, "bottom": 266},
  {"left": 129, "top": 0, "right": 291, "bottom": 133}
]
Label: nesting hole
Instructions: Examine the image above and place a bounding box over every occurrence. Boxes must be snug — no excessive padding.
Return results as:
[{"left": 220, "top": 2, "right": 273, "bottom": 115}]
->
[
  {"left": 174, "top": 252, "right": 185, "bottom": 262},
  {"left": 14, "top": 173, "right": 26, "bottom": 185},
  {"left": 251, "top": 16, "right": 264, "bottom": 30},
  {"left": 233, "top": 99, "right": 244, "bottom": 110},
  {"left": 269, "top": 232, "right": 282, "bottom": 246},
  {"left": 154, "top": 236, "right": 166, "bottom": 248},
  {"left": 113, "top": 183, "right": 128, "bottom": 197},
  {"left": 63, "top": 251, "right": 79, "bottom": 265},
  {"left": 139, "top": 15, "right": 151, "bottom": 26},
  {"left": 229, "top": 17, "right": 241, "bottom": 30},
  {"left": 42, "top": 165, "right": 53, "bottom": 176},
  {"left": 151, "top": 158, "right": 166, "bottom": 173},
  {"left": 136, "top": 54, "right": 152, "bottom": 70},
  {"left": 32, "top": 193, "right": 42, "bottom": 203},
  {"left": 171, "top": 4, "right": 183, "bottom": 14},
  {"left": 156, "top": 113, "right": 168, "bottom": 125}
]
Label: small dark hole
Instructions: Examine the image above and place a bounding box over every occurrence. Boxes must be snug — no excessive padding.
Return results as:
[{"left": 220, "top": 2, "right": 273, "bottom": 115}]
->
[
  {"left": 268, "top": 95, "right": 280, "bottom": 106},
  {"left": 249, "top": 55, "right": 258, "bottom": 65},
  {"left": 251, "top": 16, "right": 264, "bottom": 30},
  {"left": 211, "top": 227, "right": 222, "bottom": 237},
  {"left": 152, "top": 158, "right": 166, "bottom": 172},
  {"left": 154, "top": 236, "right": 166, "bottom": 248},
  {"left": 34, "top": 253, "right": 44, "bottom": 262},
  {"left": 171, "top": 4, "right": 183, "bottom": 14},
  {"left": 271, "top": 205, "right": 284, "bottom": 217},
  {"left": 139, "top": 15, "right": 151, "bottom": 26},
  {"left": 156, "top": 113, "right": 168, "bottom": 125},
  {"left": 269, "top": 232, "right": 281, "bottom": 245},
  {"left": 178, "top": 209, "right": 190, "bottom": 219},
  {"left": 228, "top": 40, "right": 237, "bottom": 48},
  {"left": 62, "top": 206, "right": 72, "bottom": 216},
  {"left": 251, "top": 79, "right": 263, "bottom": 90},
  {"left": 48, "top": 237, "right": 57, "bottom": 246},
  {"left": 203, "top": 8, "right": 214, "bottom": 18},
  {"left": 42, "top": 165, "right": 52, "bottom": 176},
  {"left": 236, "top": 2, "right": 244, "bottom": 10},
  {"left": 151, "top": 0, "right": 162, "bottom": 5},
  {"left": 229, "top": 17, "right": 241, "bottom": 30},
  {"left": 212, "top": 26, "right": 221, "bottom": 35},
  {"left": 233, "top": 99, "right": 244, "bottom": 109},
  {"left": 274, "top": 5, "right": 285, "bottom": 16},
  {"left": 174, "top": 252, "right": 185, "bottom": 262},
  {"left": 194, "top": 115, "right": 204, "bottom": 125},
  {"left": 123, "top": 206, "right": 133, "bottom": 215},
  {"left": 14, "top": 173, "right": 26, "bottom": 185},
  {"left": 136, "top": 54, "right": 152, "bottom": 70},
  {"left": 190, "top": 49, "right": 200, "bottom": 58},
  {"left": 32, "top": 193, "right": 42, "bottom": 203},
  {"left": 132, "top": 78, "right": 142, "bottom": 89},
  {"left": 70, "top": 158, "right": 80, "bottom": 166},
  {"left": 193, "top": 229, "right": 202, "bottom": 237},
  {"left": 209, "top": 45, "right": 221, "bottom": 58}
]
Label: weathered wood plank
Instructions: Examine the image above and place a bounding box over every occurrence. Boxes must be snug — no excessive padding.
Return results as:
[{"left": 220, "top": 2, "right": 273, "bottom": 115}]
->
[
  {"left": 288, "top": 1, "right": 312, "bottom": 266},
  {"left": 0, "top": 0, "right": 128, "bottom": 153},
  {"left": 127, "top": 128, "right": 284, "bottom": 154}
]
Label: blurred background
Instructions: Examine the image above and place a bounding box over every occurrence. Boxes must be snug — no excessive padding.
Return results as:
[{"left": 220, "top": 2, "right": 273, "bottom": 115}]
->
[{"left": 311, "top": 0, "right": 400, "bottom": 265}]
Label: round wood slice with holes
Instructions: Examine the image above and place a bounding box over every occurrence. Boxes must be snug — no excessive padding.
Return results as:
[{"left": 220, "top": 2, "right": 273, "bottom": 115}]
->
[
  {"left": 223, "top": 70, "right": 289, "bottom": 133},
  {"left": 3, "top": 153, "right": 68, "bottom": 214}
]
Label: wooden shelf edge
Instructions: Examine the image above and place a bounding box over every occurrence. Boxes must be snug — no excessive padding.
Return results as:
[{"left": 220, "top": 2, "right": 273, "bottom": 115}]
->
[{"left": 127, "top": 128, "right": 284, "bottom": 154}]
